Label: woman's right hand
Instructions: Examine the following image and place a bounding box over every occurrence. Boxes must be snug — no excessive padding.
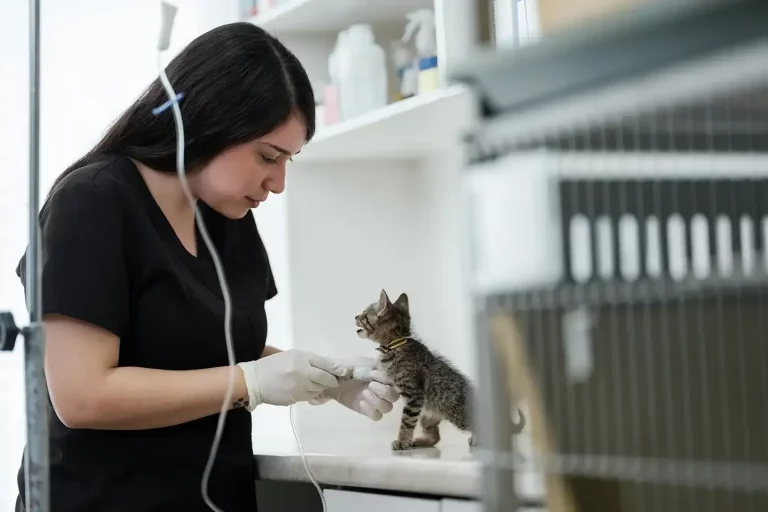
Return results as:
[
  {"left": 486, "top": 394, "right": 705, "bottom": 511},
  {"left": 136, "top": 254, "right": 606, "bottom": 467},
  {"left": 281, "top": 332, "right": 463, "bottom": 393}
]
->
[{"left": 237, "top": 349, "right": 346, "bottom": 410}]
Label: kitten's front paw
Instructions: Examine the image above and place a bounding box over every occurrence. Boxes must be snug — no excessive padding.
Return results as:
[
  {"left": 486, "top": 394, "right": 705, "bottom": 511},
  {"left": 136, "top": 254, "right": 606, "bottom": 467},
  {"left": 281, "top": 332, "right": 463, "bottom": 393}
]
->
[
  {"left": 391, "top": 440, "right": 414, "bottom": 451},
  {"left": 337, "top": 365, "right": 355, "bottom": 381}
]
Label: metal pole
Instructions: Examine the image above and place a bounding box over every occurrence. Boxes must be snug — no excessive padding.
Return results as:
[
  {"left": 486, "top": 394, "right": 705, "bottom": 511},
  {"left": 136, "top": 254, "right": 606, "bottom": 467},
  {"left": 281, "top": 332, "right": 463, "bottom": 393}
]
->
[
  {"left": 474, "top": 299, "right": 516, "bottom": 512},
  {"left": 24, "top": 0, "right": 50, "bottom": 509}
]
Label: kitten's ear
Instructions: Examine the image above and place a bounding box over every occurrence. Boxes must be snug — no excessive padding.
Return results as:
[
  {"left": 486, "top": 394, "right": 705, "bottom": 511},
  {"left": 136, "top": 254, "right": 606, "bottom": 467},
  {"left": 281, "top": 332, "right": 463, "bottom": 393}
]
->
[
  {"left": 394, "top": 293, "right": 409, "bottom": 312},
  {"left": 377, "top": 289, "right": 392, "bottom": 317}
]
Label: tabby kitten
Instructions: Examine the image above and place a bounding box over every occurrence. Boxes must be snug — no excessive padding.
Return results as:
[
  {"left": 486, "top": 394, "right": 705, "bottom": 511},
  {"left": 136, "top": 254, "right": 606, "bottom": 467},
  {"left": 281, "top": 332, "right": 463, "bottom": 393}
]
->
[{"left": 355, "top": 289, "right": 525, "bottom": 450}]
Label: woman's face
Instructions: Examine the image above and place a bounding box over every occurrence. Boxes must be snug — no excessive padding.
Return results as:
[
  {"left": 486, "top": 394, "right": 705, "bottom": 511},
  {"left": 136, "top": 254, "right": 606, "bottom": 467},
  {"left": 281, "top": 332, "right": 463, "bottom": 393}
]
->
[{"left": 191, "top": 115, "right": 307, "bottom": 219}]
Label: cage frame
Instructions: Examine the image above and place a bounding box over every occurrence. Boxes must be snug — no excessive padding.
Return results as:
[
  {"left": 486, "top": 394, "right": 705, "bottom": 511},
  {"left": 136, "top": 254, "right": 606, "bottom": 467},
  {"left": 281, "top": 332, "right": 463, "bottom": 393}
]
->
[{"left": 452, "top": 1, "right": 768, "bottom": 511}]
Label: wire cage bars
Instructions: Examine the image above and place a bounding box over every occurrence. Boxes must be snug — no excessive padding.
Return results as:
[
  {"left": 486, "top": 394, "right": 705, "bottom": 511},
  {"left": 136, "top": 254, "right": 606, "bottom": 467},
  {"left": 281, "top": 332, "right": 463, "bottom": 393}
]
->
[{"left": 457, "top": 1, "right": 768, "bottom": 511}]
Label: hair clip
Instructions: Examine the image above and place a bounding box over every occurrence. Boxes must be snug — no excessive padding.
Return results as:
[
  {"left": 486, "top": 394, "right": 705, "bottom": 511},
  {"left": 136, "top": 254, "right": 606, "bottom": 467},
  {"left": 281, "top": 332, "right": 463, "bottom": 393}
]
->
[{"left": 152, "top": 92, "right": 185, "bottom": 115}]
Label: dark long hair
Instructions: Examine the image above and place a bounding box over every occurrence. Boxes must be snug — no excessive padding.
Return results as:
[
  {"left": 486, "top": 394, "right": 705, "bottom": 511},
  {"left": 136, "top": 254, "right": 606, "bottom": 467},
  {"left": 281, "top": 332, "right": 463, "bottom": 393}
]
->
[{"left": 48, "top": 22, "right": 315, "bottom": 199}]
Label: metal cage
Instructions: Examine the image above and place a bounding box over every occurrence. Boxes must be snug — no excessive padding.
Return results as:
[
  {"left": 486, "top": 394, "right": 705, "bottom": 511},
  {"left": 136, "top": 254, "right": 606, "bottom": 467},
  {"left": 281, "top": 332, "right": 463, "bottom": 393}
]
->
[{"left": 453, "top": 1, "right": 768, "bottom": 511}]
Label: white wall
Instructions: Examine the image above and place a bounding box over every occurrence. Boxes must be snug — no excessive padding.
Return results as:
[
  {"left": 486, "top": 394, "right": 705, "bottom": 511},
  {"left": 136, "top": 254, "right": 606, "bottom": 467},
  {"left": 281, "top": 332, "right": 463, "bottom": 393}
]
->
[
  {"left": 417, "top": 147, "right": 476, "bottom": 381},
  {"left": 251, "top": 193, "right": 298, "bottom": 450},
  {"left": 281, "top": 161, "right": 423, "bottom": 436},
  {"left": 0, "top": 0, "right": 238, "bottom": 506},
  {"left": 281, "top": 157, "right": 475, "bottom": 438}
]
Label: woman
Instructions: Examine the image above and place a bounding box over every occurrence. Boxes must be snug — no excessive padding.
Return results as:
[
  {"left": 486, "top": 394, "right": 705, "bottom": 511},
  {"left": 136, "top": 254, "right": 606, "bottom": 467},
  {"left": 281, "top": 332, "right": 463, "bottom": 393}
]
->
[{"left": 14, "top": 22, "right": 399, "bottom": 512}]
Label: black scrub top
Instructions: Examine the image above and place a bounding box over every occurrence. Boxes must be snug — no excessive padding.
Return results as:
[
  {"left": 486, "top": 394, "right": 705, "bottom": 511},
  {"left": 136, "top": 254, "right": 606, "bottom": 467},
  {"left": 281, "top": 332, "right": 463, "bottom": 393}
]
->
[{"left": 14, "top": 154, "right": 277, "bottom": 512}]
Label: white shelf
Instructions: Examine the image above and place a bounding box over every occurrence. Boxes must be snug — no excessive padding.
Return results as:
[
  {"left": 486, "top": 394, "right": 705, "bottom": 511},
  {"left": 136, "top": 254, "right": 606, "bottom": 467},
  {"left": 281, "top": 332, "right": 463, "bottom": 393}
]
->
[
  {"left": 250, "top": 0, "right": 433, "bottom": 34},
  {"left": 296, "top": 85, "right": 475, "bottom": 163}
]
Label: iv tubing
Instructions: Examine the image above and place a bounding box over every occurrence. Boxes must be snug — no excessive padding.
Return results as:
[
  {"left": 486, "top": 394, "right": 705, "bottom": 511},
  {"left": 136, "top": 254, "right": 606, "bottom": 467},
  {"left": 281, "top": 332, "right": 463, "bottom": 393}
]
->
[{"left": 156, "top": 5, "right": 236, "bottom": 510}]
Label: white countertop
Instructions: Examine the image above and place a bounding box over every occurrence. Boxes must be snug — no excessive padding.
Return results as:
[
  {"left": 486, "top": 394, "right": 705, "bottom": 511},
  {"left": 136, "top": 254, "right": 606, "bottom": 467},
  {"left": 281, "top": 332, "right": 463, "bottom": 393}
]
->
[{"left": 251, "top": 403, "right": 545, "bottom": 499}]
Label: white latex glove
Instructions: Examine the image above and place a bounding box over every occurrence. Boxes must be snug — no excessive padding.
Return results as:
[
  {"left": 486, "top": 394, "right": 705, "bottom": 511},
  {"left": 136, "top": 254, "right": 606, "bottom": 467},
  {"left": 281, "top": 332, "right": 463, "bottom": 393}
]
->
[
  {"left": 237, "top": 349, "right": 346, "bottom": 411},
  {"left": 309, "top": 357, "right": 400, "bottom": 421}
]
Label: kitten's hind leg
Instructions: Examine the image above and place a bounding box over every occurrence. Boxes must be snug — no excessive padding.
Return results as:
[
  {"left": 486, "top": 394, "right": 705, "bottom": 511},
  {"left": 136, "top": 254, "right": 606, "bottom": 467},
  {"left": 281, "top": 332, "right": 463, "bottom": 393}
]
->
[
  {"left": 413, "top": 413, "right": 441, "bottom": 448},
  {"left": 392, "top": 394, "right": 423, "bottom": 451},
  {"left": 448, "top": 396, "right": 475, "bottom": 447}
]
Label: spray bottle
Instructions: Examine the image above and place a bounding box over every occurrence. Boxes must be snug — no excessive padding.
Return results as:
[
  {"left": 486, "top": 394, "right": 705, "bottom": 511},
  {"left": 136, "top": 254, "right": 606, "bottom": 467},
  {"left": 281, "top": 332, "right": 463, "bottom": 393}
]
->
[
  {"left": 402, "top": 9, "right": 438, "bottom": 95},
  {"left": 391, "top": 40, "right": 417, "bottom": 101}
]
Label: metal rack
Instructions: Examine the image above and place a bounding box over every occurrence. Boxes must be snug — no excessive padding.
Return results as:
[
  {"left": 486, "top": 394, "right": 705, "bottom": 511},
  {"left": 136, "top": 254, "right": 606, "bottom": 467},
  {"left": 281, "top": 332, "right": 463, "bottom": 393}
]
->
[{"left": 452, "top": 0, "right": 768, "bottom": 511}]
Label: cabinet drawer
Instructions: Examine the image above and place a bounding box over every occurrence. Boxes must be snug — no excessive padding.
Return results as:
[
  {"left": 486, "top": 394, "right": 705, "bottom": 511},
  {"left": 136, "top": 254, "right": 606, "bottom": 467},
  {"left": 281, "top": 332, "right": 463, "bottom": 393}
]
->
[
  {"left": 441, "top": 499, "right": 481, "bottom": 512},
  {"left": 324, "top": 489, "right": 440, "bottom": 512}
]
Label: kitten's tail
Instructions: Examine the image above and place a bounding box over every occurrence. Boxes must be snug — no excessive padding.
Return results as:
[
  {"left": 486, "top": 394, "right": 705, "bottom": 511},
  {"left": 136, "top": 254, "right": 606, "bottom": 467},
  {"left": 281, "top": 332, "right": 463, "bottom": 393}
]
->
[{"left": 511, "top": 407, "right": 526, "bottom": 434}]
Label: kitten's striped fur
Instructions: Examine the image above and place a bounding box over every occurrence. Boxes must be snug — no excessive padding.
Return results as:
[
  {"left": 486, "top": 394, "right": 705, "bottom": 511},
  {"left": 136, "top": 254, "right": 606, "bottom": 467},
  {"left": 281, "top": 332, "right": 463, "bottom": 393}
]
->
[{"left": 355, "top": 289, "right": 525, "bottom": 450}]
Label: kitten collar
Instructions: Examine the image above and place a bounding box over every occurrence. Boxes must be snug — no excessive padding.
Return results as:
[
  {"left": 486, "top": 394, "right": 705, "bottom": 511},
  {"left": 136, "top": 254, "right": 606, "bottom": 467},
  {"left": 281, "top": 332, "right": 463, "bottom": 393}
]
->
[{"left": 376, "top": 336, "right": 408, "bottom": 353}]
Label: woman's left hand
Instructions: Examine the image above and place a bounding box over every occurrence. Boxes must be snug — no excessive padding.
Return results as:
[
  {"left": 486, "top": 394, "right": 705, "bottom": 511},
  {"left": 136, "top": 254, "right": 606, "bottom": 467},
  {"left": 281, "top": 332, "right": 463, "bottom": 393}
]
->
[{"left": 309, "top": 357, "right": 399, "bottom": 421}]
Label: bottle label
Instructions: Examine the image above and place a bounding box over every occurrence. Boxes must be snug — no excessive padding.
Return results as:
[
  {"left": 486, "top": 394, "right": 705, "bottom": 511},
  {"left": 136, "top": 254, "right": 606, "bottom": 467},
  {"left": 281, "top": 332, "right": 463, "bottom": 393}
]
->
[{"left": 418, "top": 56, "right": 438, "bottom": 71}]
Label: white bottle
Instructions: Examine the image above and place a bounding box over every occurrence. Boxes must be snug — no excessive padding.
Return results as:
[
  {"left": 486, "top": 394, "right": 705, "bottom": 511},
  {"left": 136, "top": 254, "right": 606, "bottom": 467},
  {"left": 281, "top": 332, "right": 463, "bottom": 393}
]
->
[{"left": 338, "top": 24, "right": 387, "bottom": 120}]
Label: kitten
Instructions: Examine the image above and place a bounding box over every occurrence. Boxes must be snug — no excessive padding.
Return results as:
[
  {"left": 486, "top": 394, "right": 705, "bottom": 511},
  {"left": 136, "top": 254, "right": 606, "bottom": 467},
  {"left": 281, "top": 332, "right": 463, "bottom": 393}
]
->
[{"left": 355, "top": 289, "right": 526, "bottom": 450}]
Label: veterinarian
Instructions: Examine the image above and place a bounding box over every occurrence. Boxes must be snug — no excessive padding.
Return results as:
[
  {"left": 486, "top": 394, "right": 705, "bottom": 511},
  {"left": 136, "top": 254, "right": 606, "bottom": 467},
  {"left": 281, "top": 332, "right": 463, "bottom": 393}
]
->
[{"left": 13, "top": 22, "right": 399, "bottom": 512}]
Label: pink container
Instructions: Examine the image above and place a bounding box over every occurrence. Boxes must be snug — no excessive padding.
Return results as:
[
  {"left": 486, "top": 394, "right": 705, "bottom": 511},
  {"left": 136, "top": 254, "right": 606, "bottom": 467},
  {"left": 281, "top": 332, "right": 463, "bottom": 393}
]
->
[{"left": 323, "top": 84, "right": 340, "bottom": 126}]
